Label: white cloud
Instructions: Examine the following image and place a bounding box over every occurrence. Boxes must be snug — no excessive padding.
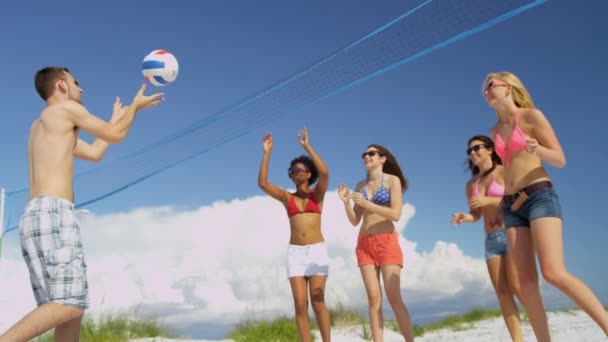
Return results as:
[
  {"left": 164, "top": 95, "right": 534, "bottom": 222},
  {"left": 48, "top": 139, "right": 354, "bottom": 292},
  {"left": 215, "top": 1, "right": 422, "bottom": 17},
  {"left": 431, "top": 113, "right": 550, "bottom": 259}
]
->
[{"left": 0, "top": 191, "right": 561, "bottom": 338}]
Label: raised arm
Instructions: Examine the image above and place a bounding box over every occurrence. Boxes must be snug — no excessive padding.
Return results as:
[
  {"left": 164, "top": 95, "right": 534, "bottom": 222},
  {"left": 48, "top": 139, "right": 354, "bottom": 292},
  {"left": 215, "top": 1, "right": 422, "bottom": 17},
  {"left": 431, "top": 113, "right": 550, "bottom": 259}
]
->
[
  {"left": 73, "top": 138, "right": 109, "bottom": 163},
  {"left": 258, "top": 132, "right": 289, "bottom": 203},
  {"left": 66, "top": 83, "right": 163, "bottom": 144},
  {"left": 73, "top": 97, "right": 128, "bottom": 162},
  {"left": 298, "top": 128, "right": 329, "bottom": 198}
]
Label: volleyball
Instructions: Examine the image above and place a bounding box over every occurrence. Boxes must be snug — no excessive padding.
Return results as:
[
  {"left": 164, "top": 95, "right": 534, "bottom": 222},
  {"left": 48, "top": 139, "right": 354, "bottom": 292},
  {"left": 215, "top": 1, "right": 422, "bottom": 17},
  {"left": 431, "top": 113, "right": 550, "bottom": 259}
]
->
[{"left": 142, "top": 50, "right": 179, "bottom": 86}]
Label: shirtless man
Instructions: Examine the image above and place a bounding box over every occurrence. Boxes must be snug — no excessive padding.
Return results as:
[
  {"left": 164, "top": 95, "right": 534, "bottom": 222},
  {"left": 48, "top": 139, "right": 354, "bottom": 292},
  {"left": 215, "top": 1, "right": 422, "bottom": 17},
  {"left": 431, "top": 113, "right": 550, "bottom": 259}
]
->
[{"left": 0, "top": 67, "right": 163, "bottom": 342}]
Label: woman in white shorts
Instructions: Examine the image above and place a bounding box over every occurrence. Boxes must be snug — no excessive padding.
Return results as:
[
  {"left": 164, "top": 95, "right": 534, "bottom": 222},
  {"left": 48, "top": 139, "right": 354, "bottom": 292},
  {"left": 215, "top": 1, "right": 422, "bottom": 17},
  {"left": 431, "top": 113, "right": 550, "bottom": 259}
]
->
[{"left": 258, "top": 127, "right": 330, "bottom": 342}]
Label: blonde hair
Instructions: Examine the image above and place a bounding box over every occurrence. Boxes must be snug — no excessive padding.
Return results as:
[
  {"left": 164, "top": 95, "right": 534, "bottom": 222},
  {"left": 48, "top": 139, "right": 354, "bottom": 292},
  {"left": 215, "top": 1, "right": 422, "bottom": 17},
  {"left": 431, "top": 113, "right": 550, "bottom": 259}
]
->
[{"left": 483, "top": 71, "right": 535, "bottom": 109}]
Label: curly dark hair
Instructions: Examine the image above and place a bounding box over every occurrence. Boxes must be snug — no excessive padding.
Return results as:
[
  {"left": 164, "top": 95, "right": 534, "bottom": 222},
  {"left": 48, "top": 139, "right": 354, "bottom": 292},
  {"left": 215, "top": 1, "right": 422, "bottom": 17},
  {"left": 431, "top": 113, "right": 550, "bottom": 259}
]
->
[
  {"left": 466, "top": 135, "right": 502, "bottom": 177},
  {"left": 288, "top": 155, "right": 318, "bottom": 185},
  {"left": 367, "top": 144, "right": 408, "bottom": 193}
]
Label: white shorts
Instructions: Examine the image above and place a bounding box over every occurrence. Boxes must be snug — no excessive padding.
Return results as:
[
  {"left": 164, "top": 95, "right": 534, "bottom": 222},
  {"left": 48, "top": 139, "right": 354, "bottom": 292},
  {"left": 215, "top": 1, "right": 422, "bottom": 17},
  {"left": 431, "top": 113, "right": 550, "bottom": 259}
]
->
[{"left": 286, "top": 242, "right": 329, "bottom": 278}]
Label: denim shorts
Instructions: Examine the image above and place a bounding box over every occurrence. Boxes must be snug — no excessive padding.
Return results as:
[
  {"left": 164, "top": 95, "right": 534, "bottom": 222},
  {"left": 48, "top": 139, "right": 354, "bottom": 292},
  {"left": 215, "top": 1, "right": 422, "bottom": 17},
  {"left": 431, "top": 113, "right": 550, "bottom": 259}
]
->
[
  {"left": 502, "top": 184, "right": 562, "bottom": 229},
  {"left": 485, "top": 228, "right": 508, "bottom": 261}
]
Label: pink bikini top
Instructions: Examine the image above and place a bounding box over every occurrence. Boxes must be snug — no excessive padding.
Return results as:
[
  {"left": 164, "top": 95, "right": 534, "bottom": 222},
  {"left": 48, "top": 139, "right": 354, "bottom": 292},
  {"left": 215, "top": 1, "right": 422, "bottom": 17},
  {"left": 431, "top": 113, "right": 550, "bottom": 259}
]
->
[
  {"left": 472, "top": 175, "right": 504, "bottom": 198},
  {"left": 494, "top": 110, "right": 527, "bottom": 165}
]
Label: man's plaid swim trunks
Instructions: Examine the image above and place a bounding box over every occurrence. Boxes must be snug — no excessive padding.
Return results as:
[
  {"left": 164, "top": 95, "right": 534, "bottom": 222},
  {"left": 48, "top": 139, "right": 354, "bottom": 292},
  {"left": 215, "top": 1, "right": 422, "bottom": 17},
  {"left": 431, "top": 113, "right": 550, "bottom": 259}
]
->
[{"left": 19, "top": 196, "right": 89, "bottom": 310}]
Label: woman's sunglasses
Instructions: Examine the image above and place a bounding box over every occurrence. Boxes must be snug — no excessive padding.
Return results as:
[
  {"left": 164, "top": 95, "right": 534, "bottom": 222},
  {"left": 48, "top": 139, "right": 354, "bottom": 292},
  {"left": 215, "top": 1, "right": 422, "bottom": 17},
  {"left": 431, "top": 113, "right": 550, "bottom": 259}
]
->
[
  {"left": 289, "top": 167, "right": 308, "bottom": 175},
  {"left": 484, "top": 80, "right": 509, "bottom": 93},
  {"left": 466, "top": 144, "right": 488, "bottom": 155},
  {"left": 361, "top": 151, "right": 381, "bottom": 159}
]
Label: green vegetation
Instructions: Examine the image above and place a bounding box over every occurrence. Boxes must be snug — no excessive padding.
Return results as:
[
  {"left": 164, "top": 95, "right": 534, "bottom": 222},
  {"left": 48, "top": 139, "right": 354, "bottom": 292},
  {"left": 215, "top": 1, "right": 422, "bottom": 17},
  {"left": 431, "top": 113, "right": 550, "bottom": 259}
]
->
[
  {"left": 385, "top": 320, "right": 425, "bottom": 337},
  {"left": 228, "top": 306, "right": 511, "bottom": 339},
  {"left": 228, "top": 316, "right": 306, "bottom": 342},
  {"left": 420, "top": 308, "right": 503, "bottom": 334},
  {"left": 228, "top": 303, "right": 374, "bottom": 341},
  {"left": 32, "top": 305, "right": 600, "bottom": 340},
  {"left": 327, "top": 302, "right": 369, "bottom": 339},
  {"left": 34, "top": 315, "right": 174, "bottom": 342}
]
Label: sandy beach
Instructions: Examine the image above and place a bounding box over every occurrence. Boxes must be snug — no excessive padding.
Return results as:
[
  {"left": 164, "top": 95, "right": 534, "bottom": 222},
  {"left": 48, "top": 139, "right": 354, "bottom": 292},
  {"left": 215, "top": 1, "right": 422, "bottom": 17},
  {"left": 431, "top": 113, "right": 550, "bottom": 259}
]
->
[{"left": 131, "top": 308, "right": 607, "bottom": 341}]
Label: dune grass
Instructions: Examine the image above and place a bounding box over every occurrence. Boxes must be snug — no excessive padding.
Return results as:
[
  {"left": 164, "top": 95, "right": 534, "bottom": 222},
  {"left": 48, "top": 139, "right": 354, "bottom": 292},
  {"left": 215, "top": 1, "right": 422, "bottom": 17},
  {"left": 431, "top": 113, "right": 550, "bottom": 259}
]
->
[
  {"left": 29, "top": 304, "right": 601, "bottom": 341},
  {"left": 228, "top": 315, "right": 306, "bottom": 342},
  {"left": 385, "top": 319, "right": 425, "bottom": 337},
  {"left": 329, "top": 301, "right": 366, "bottom": 327},
  {"left": 228, "top": 302, "right": 374, "bottom": 341},
  {"left": 329, "top": 301, "right": 370, "bottom": 339},
  {"left": 228, "top": 306, "right": 509, "bottom": 340},
  {"left": 419, "top": 308, "right": 504, "bottom": 334},
  {"left": 34, "top": 315, "right": 174, "bottom": 342},
  {"left": 228, "top": 303, "right": 433, "bottom": 340}
]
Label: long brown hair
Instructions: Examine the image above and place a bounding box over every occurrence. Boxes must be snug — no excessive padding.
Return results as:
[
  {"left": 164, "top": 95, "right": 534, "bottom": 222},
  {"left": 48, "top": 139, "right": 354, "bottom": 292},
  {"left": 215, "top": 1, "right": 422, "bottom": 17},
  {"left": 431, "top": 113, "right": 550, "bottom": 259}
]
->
[
  {"left": 367, "top": 144, "right": 408, "bottom": 193},
  {"left": 466, "top": 135, "right": 502, "bottom": 177}
]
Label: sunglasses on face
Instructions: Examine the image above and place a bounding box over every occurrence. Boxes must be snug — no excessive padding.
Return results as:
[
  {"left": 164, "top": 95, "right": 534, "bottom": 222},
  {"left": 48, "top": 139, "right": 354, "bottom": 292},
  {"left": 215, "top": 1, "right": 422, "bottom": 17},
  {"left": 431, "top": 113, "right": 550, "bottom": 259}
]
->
[
  {"left": 467, "top": 144, "right": 488, "bottom": 155},
  {"left": 361, "top": 151, "right": 381, "bottom": 159},
  {"left": 289, "top": 167, "right": 308, "bottom": 175},
  {"left": 484, "top": 80, "right": 509, "bottom": 93}
]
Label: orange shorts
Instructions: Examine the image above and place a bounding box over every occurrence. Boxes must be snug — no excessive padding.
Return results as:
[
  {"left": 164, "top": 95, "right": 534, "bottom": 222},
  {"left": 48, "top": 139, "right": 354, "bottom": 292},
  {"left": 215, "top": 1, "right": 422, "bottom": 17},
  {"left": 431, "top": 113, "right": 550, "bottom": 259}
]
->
[{"left": 356, "top": 232, "right": 403, "bottom": 267}]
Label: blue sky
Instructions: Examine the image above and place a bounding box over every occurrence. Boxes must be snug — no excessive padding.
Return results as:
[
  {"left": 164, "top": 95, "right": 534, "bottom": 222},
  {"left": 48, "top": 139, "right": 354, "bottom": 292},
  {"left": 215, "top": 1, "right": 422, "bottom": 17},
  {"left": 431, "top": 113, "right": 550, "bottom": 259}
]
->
[{"left": 1, "top": 0, "right": 607, "bottom": 338}]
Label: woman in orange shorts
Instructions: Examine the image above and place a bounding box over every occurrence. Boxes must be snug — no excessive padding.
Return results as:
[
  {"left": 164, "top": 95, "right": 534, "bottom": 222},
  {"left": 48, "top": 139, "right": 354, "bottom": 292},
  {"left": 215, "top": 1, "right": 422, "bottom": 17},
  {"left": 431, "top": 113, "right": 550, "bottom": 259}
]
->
[{"left": 338, "top": 144, "right": 413, "bottom": 342}]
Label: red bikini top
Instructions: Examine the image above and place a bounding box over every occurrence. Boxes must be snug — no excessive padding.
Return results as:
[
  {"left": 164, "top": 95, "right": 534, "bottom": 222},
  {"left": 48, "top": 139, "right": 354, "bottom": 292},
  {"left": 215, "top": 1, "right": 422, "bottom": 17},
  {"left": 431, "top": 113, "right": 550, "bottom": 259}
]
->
[{"left": 287, "top": 191, "right": 321, "bottom": 218}]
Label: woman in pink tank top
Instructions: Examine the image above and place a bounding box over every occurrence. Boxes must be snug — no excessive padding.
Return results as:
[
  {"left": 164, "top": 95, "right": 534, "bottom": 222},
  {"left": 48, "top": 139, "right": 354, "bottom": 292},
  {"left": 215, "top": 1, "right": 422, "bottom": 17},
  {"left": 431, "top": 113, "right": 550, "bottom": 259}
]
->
[
  {"left": 452, "top": 134, "right": 523, "bottom": 341},
  {"left": 482, "top": 71, "right": 608, "bottom": 340}
]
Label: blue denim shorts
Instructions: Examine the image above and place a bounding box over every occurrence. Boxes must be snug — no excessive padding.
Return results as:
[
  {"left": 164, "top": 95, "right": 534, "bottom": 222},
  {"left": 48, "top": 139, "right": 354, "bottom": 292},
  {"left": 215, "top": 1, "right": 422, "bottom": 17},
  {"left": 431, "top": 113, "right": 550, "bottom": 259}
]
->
[
  {"left": 502, "top": 184, "right": 562, "bottom": 229},
  {"left": 485, "top": 228, "right": 508, "bottom": 261}
]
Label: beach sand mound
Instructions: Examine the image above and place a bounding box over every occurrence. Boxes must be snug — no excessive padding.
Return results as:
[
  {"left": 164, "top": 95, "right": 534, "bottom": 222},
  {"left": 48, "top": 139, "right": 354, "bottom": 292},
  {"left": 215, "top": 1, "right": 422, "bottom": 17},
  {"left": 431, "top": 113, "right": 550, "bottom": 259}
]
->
[{"left": 131, "top": 309, "right": 607, "bottom": 341}]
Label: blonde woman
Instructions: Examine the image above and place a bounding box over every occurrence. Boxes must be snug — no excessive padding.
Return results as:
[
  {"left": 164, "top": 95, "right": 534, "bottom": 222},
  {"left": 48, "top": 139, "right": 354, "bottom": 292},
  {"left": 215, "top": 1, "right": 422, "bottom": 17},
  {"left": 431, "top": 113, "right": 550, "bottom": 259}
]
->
[
  {"left": 482, "top": 71, "right": 608, "bottom": 341},
  {"left": 338, "top": 144, "right": 414, "bottom": 342}
]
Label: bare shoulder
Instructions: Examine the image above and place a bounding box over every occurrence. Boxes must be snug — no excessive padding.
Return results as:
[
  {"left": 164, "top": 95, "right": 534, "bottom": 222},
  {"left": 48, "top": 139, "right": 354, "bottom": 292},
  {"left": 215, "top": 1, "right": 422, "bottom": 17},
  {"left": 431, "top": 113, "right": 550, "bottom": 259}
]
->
[
  {"left": 354, "top": 180, "right": 366, "bottom": 192},
  {"left": 520, "top": 108, "right": 551, "bottom": 135},
  {"left": 40, "top": 101, "right": 72, "bottom": 118},
  {"left": 386, "top": 173, "right": 400, "bottom": 185},
  {"left": 466, "top": 177, "right": 477, "bottom": 188},
  {"left": 29, "top": 118, "right": 39, "bottom": 130},
  {"left": 384, "top": 174, "right": 403, "bottom": 193},
  {"left": 61, "top": 100, "right": 87, "bottom": 116},
  {"left": 39, "top": 102, "right": 76, "bottom": 130},
  {"left": 490, "top": 122, "right": 499, "bottom": 137},
  {"left": 465, "top": 176, "right": 477, "bottom": 191},
  {"left": 520, "top": 107, "right": 546, "bottom": 124},
  {"left": 493, "top": 165, "right": 505, "bottom": 183}
]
